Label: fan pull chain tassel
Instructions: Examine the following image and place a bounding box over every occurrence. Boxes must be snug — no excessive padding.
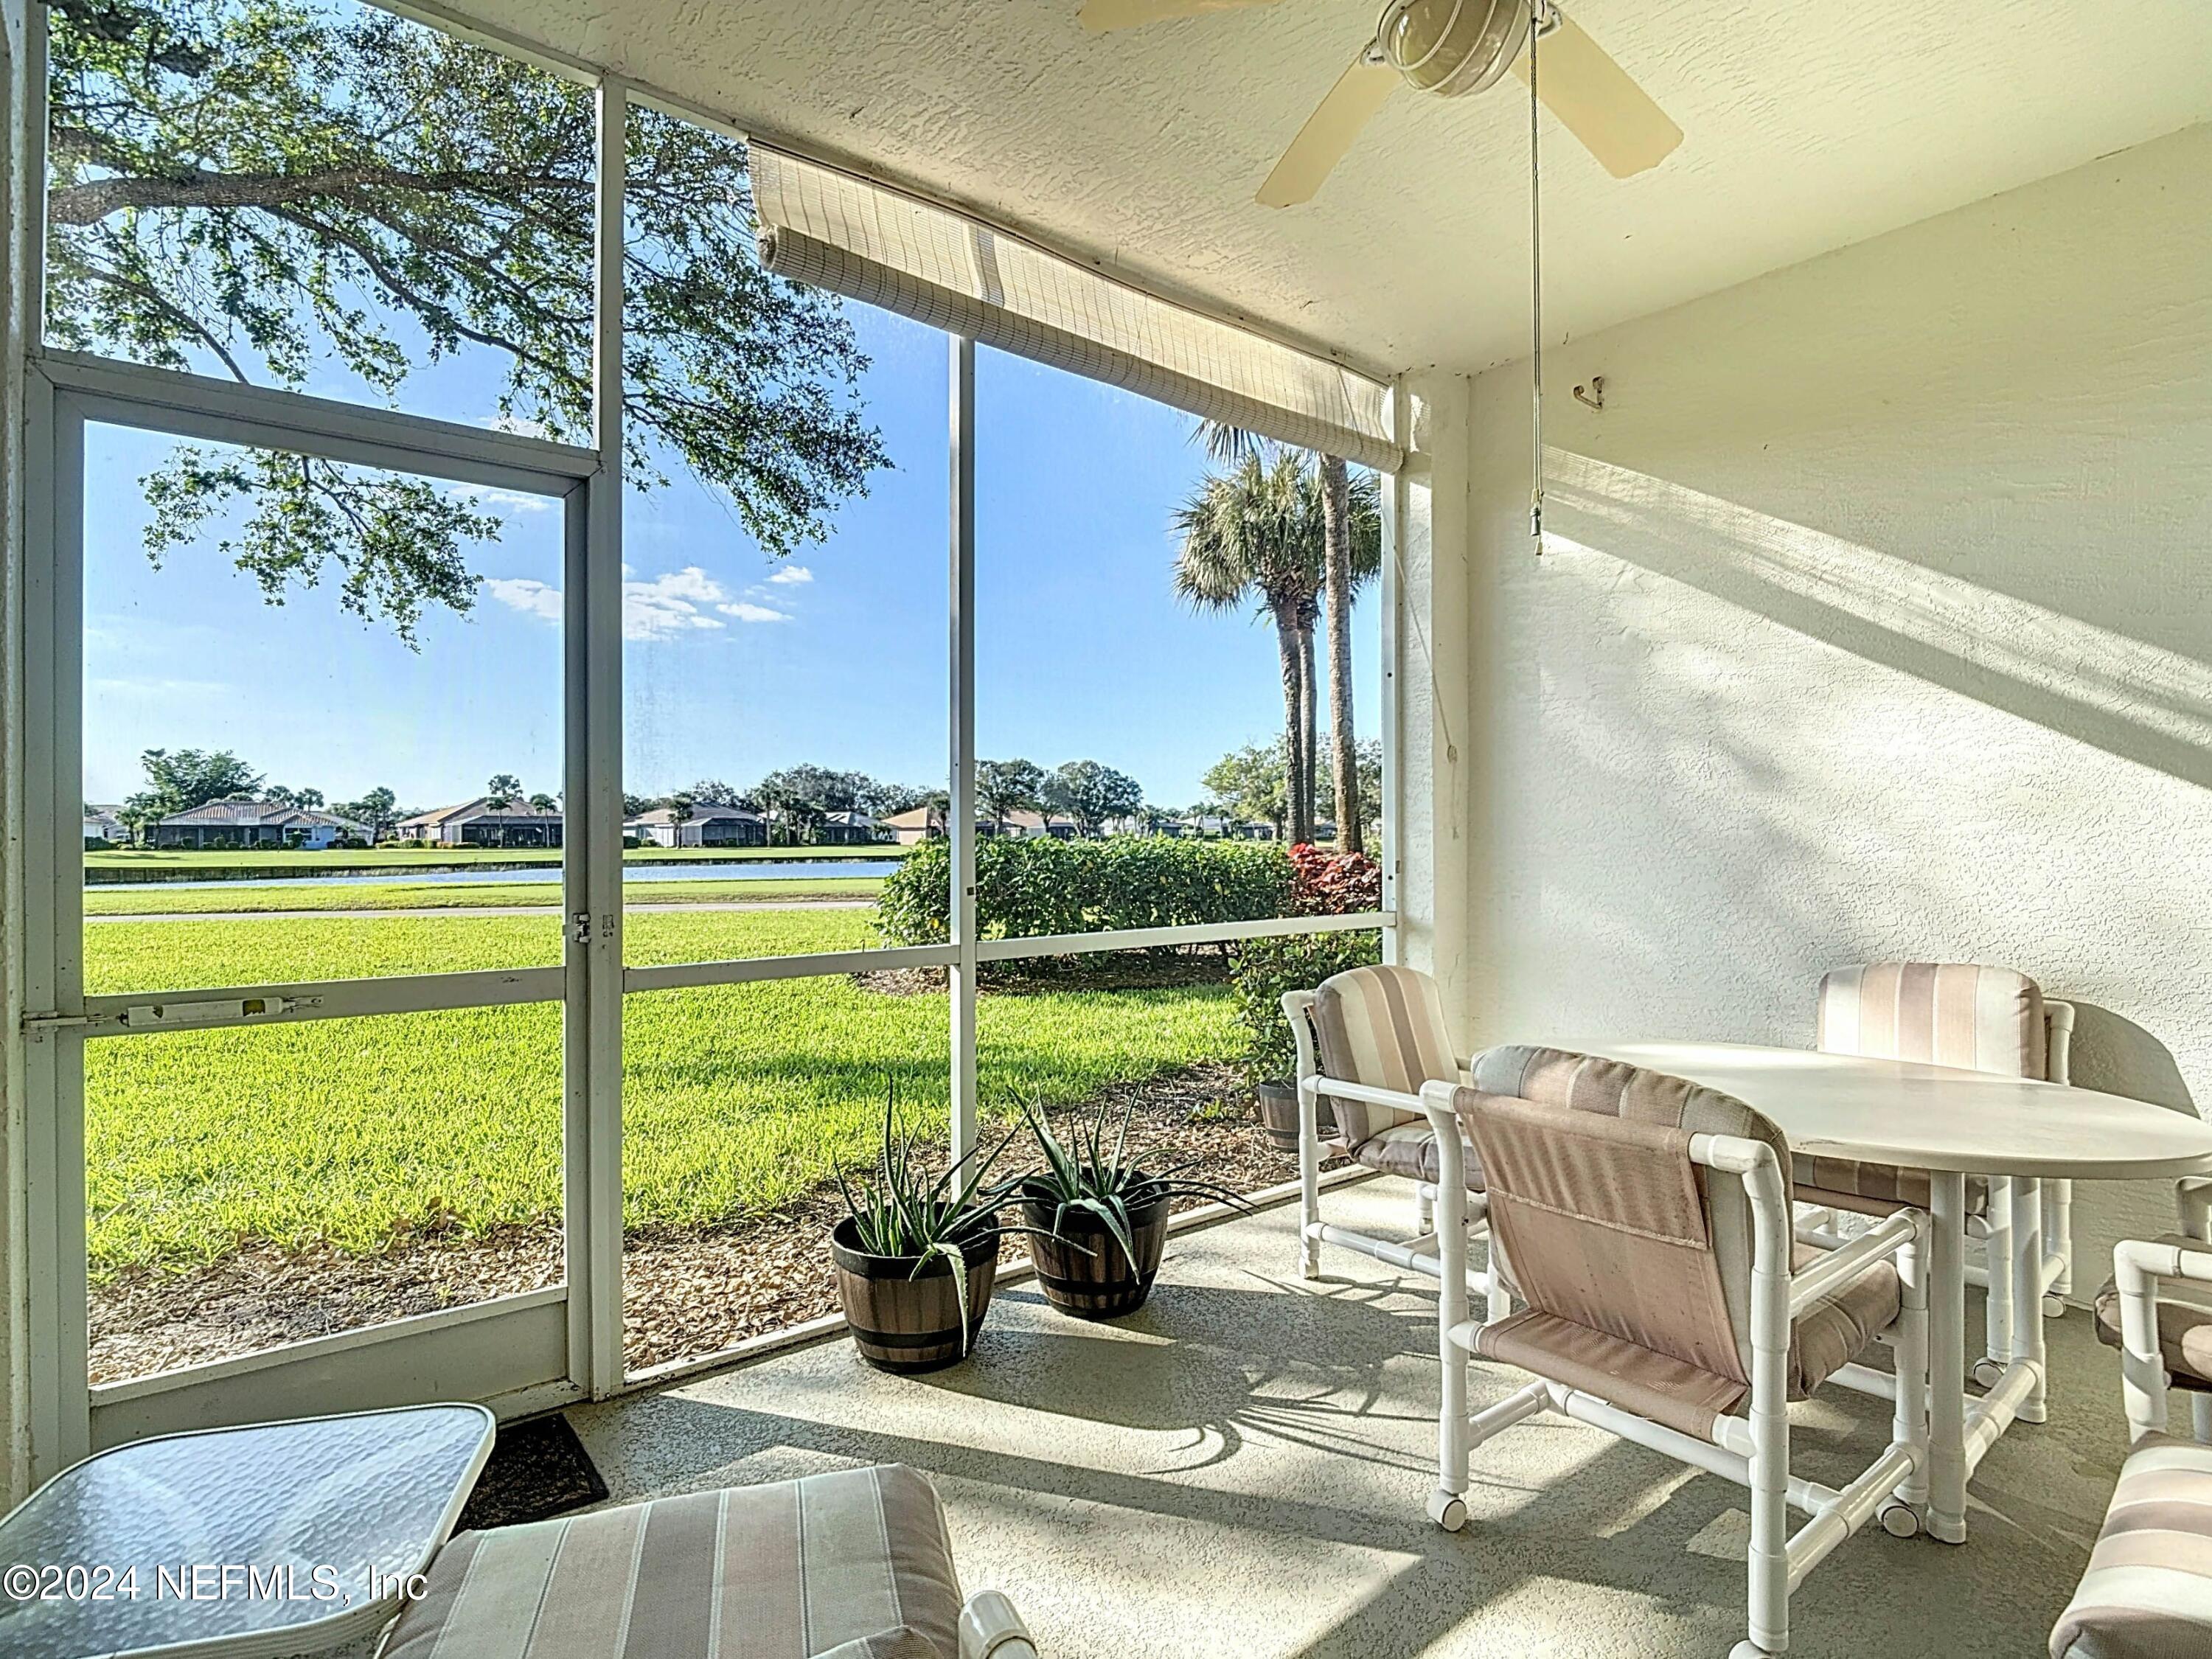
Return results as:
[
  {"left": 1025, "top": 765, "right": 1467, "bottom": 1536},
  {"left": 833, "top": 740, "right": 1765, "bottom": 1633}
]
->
[{"left": 1528, "top": 1, "right": 1547, "bottom": 550}]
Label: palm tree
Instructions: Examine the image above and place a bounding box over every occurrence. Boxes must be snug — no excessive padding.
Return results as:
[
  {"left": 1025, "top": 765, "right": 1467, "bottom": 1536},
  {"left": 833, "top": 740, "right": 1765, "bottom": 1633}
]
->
[
  {"left": 1197, "top": 425, "right": 1374, "bottom": 851},
  {"left": 1174, "top": 451, "right": 1379, "bottom": 844}
]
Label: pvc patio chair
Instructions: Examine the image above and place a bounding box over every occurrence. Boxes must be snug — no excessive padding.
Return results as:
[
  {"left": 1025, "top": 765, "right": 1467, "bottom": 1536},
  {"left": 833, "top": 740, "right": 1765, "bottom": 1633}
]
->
[
  {"left": 1801, "top": 962, "right": 2075, "bottom": 1388},
  {"left": 1281, "top": 964, "right": 1506, "bottom": 1318},
  {"left": 2090, "top": 1175, "right": 2212, "bottom": 1443},
  {"left": 1422, "top": 1046, "right": 1930, "bottom": 1659},
  {"left": 2049, "top": 1231, "right": 2212, "bottom": 1657}
]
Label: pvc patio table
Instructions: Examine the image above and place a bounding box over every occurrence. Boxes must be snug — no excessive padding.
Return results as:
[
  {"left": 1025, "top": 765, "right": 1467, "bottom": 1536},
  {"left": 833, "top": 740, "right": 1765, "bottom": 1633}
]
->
[
  {"left": 1571, "top": 1039, "right": 2212, "bottom": 1544},
  {"left": 0, "top": 1402, "right": 493, "bottom": 1658}
]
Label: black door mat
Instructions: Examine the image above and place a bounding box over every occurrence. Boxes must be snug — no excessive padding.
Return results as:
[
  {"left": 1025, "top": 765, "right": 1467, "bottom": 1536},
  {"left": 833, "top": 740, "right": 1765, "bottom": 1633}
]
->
[{"left": 456, "top": 1412, "right": 610, "bottom": 1532}]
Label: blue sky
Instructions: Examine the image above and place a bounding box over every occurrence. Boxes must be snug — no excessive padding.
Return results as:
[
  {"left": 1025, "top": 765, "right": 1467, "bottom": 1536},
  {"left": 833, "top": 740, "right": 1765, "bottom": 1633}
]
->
[{"left": 82, "top": 262, "right": 1378, "bottom": 816}]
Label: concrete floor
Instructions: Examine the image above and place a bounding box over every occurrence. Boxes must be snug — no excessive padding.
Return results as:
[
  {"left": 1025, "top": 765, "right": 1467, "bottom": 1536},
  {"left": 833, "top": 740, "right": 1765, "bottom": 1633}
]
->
[{"left": 570, "top": 1181, "right": 2127, "bottom": 1658}]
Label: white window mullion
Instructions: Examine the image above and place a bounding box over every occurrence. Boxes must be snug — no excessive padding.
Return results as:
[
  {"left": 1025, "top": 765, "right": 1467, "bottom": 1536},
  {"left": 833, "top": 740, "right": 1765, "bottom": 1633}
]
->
[
  {"left": 948, "top": 336, "right": 978, "bottom": 1163},
  {"left": 22, "top": 378, "right": 91, "bottom": 1483},
  {"left": 1380, "top": 377, "right": 1408, "bottom": 964},
  {"left": 566, "top": 75, "right": 627, "bottom": 1399}
]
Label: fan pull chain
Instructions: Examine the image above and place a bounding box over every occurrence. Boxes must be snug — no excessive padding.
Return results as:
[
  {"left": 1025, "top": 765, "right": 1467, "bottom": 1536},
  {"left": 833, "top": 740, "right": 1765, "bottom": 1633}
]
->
[{"left": 1528, "top": 1, "right": 1546, "bottom": 550}]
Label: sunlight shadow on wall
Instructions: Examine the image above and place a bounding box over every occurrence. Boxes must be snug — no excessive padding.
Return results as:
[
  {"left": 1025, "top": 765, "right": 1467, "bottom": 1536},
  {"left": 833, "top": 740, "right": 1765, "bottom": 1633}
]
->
[{"left": 1544, "top": 451, "right": 2212, "bottom": 793}]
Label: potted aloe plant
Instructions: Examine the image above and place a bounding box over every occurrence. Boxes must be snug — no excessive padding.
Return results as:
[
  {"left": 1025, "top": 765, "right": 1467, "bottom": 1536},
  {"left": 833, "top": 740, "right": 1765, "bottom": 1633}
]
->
[
  {"left": 831, "top": 1091, "right": 1036, "bottom": 1374},
  {"left": 1016, "top": 1097, "right": 1251, "bottom": 1320}
]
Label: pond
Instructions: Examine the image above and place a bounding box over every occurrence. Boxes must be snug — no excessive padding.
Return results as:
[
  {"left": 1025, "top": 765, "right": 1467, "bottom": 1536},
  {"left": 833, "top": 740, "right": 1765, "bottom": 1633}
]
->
[{"left": 95, "top": 860, "right": 902, "bottom": 892}]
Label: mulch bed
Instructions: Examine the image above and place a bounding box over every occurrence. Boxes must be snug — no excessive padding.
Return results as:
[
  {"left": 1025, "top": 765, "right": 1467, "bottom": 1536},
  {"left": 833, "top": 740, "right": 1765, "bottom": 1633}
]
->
[{"left": 88, "top": 1062, "right": 1340, "bottom": 1385}]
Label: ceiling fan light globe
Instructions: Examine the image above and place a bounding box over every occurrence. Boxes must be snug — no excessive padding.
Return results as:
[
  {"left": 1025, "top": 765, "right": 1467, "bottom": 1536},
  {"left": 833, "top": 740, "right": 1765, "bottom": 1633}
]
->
[{"left": 1380, "top": 0, "right": 1531, "bottom": 98}]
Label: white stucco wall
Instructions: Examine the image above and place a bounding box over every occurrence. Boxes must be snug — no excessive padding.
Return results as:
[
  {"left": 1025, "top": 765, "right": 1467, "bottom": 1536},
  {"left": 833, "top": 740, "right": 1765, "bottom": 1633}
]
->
[{"left": 1456, "top": 121, "right": 2212, "bottom": 1297}]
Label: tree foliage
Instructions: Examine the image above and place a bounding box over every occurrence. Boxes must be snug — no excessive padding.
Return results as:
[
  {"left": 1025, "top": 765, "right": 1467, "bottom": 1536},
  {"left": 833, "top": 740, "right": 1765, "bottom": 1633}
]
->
[
  {"left": 1173, "top": 451, "right": 1378, "bottom": 841},
  {"left": 1204, "top": 736, "right": 1376, "bottom": 832},
  {"left": 684, "top": 778, "right": 751, "bottom": 809},
  {"left": 46, "top": 0, "right": 887, "bottom": 644},
  {"left": 1200, "top": 742, "right": 1289, "bottom": 833},
  {"left": 334, "top": 784, "right": 397, "bottom": 837},
  {"left": 1043, "top": 760, "right": 1144, "bottom": 835},
  {"left": 975, "top": 758, "right": 1046, "bottom": 829},
  {"left": 753, "top": 765, "right": 928, "bottom": 834},
  {"left": 121, "top": 745, "right": 265, "bottom": 835}
]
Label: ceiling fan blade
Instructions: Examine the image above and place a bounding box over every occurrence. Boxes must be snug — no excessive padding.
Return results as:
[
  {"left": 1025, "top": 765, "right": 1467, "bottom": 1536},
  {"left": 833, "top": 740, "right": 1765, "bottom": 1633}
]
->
[
  {"left": 1512, "top": 12, "right": 1682, "bottom": 178},
  {"left": 1256, "top": 55, "right": 1399, "bottom": 208},
  {"left": 1078, "top": 0, "right": 1283, "bottom": 32}
]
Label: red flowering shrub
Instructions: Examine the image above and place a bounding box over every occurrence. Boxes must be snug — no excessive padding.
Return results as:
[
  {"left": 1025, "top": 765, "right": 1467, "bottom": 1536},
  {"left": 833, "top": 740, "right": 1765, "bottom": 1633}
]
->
[{"left": 1287, "top": 842, "right": 1382, "bottom": 916}]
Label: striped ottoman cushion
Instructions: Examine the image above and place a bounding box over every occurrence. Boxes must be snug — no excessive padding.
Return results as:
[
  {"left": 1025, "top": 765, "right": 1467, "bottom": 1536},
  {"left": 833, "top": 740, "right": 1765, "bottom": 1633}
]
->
[
  {"left": 381, "top": 1464, "right": 962, "bottom": 1659},
  {"left": 2051, "top": 1433, "right": 2212, "bottom": 1658}
]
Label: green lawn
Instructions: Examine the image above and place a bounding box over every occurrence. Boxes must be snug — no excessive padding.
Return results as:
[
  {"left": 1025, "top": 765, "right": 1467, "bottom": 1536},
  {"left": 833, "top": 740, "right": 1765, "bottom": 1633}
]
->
[
  {"left": 83, "top": 908, "right": 1240, "bottom": 1273},
  {"left": 86, "top": 844, "right": 903, "bottom": 883},
  {"left": 84, "top": 875, "right": 883, "bottom": 915}
]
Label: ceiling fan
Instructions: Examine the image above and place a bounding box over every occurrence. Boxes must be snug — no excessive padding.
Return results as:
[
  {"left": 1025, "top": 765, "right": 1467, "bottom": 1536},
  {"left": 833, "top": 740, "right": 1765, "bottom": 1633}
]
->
[{"left": 1078, "top": 0, "right": 1682, "bottom": 206}]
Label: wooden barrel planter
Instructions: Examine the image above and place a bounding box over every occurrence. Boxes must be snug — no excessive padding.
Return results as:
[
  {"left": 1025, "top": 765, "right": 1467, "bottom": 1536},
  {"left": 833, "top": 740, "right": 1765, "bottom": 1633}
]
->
[
  {"left": 1020, "top": 1185, "right": 1172, "bottom": 1320},
  {"left": 830, "top": 1217, "right": 1000, "bottom": 1374},
  {"left": 1254, "top": 1079, "right": 1335, "bottom": 1150}
]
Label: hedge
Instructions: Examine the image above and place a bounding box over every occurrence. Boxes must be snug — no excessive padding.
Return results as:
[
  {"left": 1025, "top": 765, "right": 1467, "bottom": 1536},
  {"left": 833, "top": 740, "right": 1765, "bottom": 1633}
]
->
[
  {"left": 874, "top": 834, "right": 1295, "bottom": 946},
  {"left": 1226, "top": 929, "right": 1384, "bottom": 1086}
]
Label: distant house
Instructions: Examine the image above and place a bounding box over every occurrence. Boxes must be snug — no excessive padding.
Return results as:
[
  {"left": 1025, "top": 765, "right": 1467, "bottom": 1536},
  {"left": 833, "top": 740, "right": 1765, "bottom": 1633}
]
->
[
  {"left": 880, "top": 806, "right": 1082, "bottom": 845},
  {"left": 399, "top": 798, "right": 564, "bottom": 848},
  {"left": 995, "top": 808, "right": 1079, "bottom": 840},
  {"left": 881, "top": 805, "right": 951, "bottom": 846},
  {"left": 83, "top": 804, "right": 125, "bottom": 846},
  {"left": 626, "top": 804, "right": 766, "bottom": 848},
  {"left": 151, "top": 800, "right": 369, "bottom": 850},
  {"left": 815, "top": 810, "right": 881, "bottom": 846}
]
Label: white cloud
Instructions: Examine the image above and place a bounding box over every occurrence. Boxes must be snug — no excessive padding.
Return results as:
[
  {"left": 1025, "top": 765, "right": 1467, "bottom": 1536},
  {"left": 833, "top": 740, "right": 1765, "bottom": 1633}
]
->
[
  {"left": 626, "top": 566, "right": 733, "bottom": 641},
  {"left": 653, "top": 566, "right": 728, "bottom": 602},
  {"left": 717, "top": 601, "right": 793, "bottom": 625},
  {"left": 449, "top": 483, "right": 552, "bottom": 515},
  {"left": 765, "top": 565, "right": 814, "bottom": 585},
  {"left": 484, "top": 565, "right": 784, "bottom": 641},
  {"left": 484, "top": 577, "right": 563, "bottom": 624}
]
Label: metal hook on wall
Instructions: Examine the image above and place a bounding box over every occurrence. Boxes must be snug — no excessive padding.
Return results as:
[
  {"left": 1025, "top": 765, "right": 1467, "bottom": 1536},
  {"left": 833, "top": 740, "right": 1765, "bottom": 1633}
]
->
[{"left": 1573, "top": 375, "right": 1605, "bottom": 412}]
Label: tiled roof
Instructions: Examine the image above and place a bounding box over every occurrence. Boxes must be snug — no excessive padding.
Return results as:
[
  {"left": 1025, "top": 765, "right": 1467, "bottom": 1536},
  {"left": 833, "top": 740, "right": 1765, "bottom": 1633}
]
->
[
  {"left": 399, "top": 796, "right": 563, "bottom": 827},
  {"left": 626, "top": 805, "right": 762, "bottom": 825}
]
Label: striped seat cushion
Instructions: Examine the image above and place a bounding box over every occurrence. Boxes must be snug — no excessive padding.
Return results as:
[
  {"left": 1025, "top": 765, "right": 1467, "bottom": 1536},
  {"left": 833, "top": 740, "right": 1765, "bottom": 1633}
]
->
[
  {"left": 1310, "top": 964, "right": 1461, "bottom": 1148},
  {"left": 380, "top": 1464, "right": 963, "bottom": 1659},
  {"left": 1473, "top": 1238, "right": 1899, "bottom": 1442},
  {"left": 1346, "top": 1121, "right": 1485, "bottom": 1191},
  {"left": 2051, "top": 1433, "right": 2212, "bottom": 1658},
  {"left": 2092, "top": 1242, "right": 2212, "bottom": 1391}
]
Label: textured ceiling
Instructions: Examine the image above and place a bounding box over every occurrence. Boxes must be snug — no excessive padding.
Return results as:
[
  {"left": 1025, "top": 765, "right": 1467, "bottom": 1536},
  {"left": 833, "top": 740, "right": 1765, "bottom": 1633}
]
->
[{"left": 430, "top": 0, "right": 2212, "bottom": 376}]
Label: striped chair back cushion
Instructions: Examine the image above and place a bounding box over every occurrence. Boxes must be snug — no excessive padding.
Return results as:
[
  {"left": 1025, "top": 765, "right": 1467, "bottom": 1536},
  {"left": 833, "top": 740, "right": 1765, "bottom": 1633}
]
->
[
  {"left": 1309, "top": 965, "right": 1458, "bottom": 1144},
  {"left": 1818, "top": 961, "right": 2048, "bottom": 1079},
  {"left": 1460, "top": 1091, "right": 1745, "bottom": 1387},
  {"left": 1469, "top": 1045, "right": 1792, "bottom": 1382}
]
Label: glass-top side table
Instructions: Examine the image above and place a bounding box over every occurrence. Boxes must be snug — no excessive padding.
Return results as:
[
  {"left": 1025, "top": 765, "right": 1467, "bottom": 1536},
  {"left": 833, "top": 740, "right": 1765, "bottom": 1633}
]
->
[{"left": 0, "top": 1402, "right": 494, "bottom": 1659}]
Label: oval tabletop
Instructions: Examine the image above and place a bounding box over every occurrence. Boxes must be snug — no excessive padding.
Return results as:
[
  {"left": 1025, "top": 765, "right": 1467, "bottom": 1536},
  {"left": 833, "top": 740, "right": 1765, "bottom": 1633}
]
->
[
  {"left": 0, "top": 1402, "right": 493, "bottom": 1659},
  {"left": 1568, "top": 1039, "right": 2212, "bottom": 1180}
]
